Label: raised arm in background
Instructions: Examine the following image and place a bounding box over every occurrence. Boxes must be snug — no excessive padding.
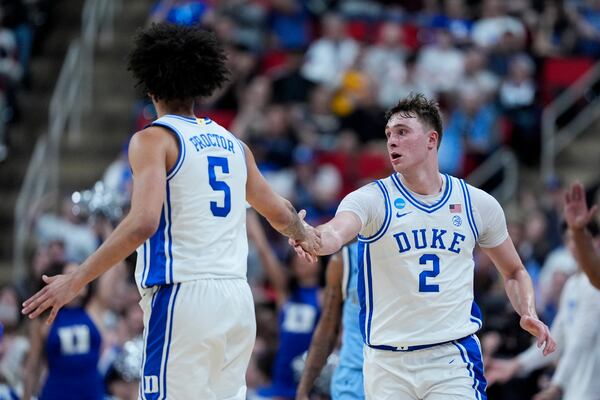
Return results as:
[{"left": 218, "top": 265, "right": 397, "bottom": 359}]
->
[{"left": 564, "top": 182, "right": 600, "bottom": 289}]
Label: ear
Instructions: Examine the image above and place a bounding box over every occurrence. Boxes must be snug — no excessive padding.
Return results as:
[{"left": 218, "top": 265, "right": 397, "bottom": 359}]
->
[{"left": 428, "top": 130, "right": 439, "bottom": 150}]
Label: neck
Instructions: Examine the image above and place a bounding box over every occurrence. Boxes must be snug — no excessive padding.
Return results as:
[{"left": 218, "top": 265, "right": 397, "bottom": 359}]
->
[
  {"left": 153, "top": 99, "right": 195, "bottom": 119},
  {"left": 397, "top": 162, "right": 442, "bottom": 195}
]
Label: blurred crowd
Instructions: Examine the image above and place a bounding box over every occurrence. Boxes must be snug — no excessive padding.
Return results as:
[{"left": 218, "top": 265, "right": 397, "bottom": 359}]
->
[
  {"left": 3, "top": 0, "right": 600, "bottom": 399},
  {"left": 0, "top": 0, "right": 52, "bottom": 162}
]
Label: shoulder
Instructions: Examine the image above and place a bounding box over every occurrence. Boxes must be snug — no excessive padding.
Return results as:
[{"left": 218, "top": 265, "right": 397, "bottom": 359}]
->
[
  {"left": 129, "top": 126, "right": 177, "bottom": 152},
  {"left": 463, "top": 182, "right": 502, "bottom": 211}
]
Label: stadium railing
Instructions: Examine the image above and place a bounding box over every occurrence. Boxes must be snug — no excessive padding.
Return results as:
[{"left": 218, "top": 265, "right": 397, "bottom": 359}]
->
[
  {"left": 12, "top": 0, "right": 119, "bottom": 283},
  {"left": 467, "top": 148, "right": 519, "bottom": 205},
  {"left": 541, "top": 61, "right": 600, "bottom": 181}
]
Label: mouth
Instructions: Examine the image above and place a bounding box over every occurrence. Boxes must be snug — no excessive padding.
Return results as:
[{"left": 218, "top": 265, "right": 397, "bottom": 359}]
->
[{"left": 390, "top": 152, "right": 402, "bottom": 163}]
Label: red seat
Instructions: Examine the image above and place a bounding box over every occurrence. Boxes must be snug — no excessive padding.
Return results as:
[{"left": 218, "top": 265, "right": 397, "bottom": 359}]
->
[
  {"left": 357, "top": 150, "right": 391, "bottom": 181},
  {"left": 347, "top": 20, "right": 371, "bottom": 42},
  {"left": 200, "top": 109, "right": 237, "bottom": 129},
  {"left": 541, "top": 57, "right": 595, "bottom": 104}
]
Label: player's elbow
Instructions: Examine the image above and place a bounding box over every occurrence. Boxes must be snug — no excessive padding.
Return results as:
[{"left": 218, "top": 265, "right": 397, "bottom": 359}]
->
[{"left": 130, "top": 215, "right": 160, "bottom": 241}]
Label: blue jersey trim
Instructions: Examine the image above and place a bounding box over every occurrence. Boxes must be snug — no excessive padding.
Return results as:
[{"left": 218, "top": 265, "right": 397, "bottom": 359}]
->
[
  {"left": 463, "top": 181, "right": 480, "bottom": 238},
  {"left": 145, "top": 207, "right": 167, "bottom": 287},
  {"left": 357, "top": 181, "right": 392, "bottom": 243},
  {"left": 391, "top": 173, "right": 452, "bottom": 213},
  {"left": 365, "top": 244, "right": 374, "bottom": 345},
  {"left": 164, "top": 114, "right": 198, "bottom": 124},
  {"left": 151, "top": 121, "right": 187, "bottom": 180},
  {"left": 166, "top": 182, "right": 174, "bottom": 285},
  {"left": 142, "top": 285, "right": 174, "bottom": 399},
  {"left": 470, "top": 301, "right": 483, "bottom": 330},
  {"left": 139, "top": 291, "right": 154, "bottom": 400},
  {"left": 459, "top": 179, "right": 478, "bottom": 241},
  {"left": 161, "top": 283, "right": 181, "bottom": 400},
  {"left": 453, "top": 335, "right": 487, "bottom": 400},
  {"left": 357, "top": 241, "right": 367, "bottom": 344},
  {"left": 141, "top": 242, "right": 148, "bottom": 289}
]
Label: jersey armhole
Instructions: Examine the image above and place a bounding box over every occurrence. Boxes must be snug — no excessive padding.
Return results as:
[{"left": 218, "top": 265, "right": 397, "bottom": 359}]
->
[
  {"left": 341, "top": 246, "right": 350, "bottom": 300},
  {"left": 357, "top": 180, "right": 392, "bottom": 243},
  {"left": 152, "top": 121, "right": 187, "bottom": 180},
  {"left": 458, "top": 179, "right": 480, "bottom": 241}
]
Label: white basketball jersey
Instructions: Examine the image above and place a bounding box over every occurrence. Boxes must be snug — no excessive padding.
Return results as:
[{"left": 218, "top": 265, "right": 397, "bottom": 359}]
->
[
  {"left": 135, "top": 115, "right": 248, "bottom": 288},
  {"left": 357, "top": 174, "right": 482, "bottom": 349}
]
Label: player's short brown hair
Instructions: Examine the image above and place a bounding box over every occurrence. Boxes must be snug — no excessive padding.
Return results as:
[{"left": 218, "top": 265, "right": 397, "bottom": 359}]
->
[{"left": 385, "top": 93, "right": 444, "bottom": 148}]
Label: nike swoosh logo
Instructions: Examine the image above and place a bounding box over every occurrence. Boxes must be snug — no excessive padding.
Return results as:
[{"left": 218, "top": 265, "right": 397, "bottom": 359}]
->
[
  {"left": 449, "top": 359, "right": 455, "bottom": 364},
  {"left": 396, "top": 211, "right": 412, "bottom": 218}
]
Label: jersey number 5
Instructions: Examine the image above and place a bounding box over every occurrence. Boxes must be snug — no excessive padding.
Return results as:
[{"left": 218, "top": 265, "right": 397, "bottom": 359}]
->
[
  {"left": 419, "top": 254, "right": 440, "bottom": 292},
  {"left": 207, "top": 156, "right": 231, "bottom": 217}
]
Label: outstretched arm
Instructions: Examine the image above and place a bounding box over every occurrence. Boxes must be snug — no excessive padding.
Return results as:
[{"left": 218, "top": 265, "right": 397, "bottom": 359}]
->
[
  {"left": 22, "top": 127, "right": 171, "bottom": 323},
  {"left": 564, "top": 182, "right": 600, "bottom": 289},
  {"left": 296, "top": 251, "right": 344, "bottom": 400},
  {"left": 244, "top": 142, "right": 320, "bottom": 258},
  {"left": 482, "top": 238, "right": 557, "bottom": 356}
]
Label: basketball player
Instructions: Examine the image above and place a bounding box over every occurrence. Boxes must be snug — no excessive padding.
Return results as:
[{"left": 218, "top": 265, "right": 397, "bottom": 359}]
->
[
  {"left": 296, "top": 242, "right": 364, "bottom": 400},
  {"left": 292, "top": 93, "right": 556, "bottom": 399},
  {"left": 22, "top": 23, "right": 320, "bottom": 400},
  {"left": 23, "top": 262, "right": 103, "bottom": 400},
  {"left": 563, "top": 182, "right": 600, "bottom": 289}
]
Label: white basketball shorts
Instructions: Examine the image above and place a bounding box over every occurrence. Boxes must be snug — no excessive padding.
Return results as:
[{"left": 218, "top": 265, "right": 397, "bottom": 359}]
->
[
  {"left": 363, "top": 334, "right": 487, "bottom": 400},
  {"left": 138, "top": 278, "right": 256, "bottom": 400}
]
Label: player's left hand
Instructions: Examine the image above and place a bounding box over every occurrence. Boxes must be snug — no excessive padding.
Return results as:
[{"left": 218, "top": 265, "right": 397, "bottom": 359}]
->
[
  {"left": 564, "top": 182, "right": 598, "bottom": 230},
  {"left": 22, "top": 269, "right": 85, "bottom": 325},
  {"left": 520, "top": 315, "right": 557, "bottom": 356},
  {"left": 533, "top": 384, "right": 562, "bottom": 400}
]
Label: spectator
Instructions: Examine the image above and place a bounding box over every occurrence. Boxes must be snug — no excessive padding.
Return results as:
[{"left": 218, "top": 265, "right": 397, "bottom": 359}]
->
[
  {"left": 301, "top": 13, "right": 359, "bottom": 87},
  {"left": 440, "top": 85, "right": 498, "bottom": 175},
  {"left": 363, "top": 21, "right": 408, "bottom": 108},
  {"left": 269, "top": 0, "right": 311, "bottom": 50},
  {"left": 532, "top": 1, "right": 577, "bottom": 57},
  {"left": 572, "top": 0, "right": 600, "bottom": 57},
  {"left": 416, "top": 27, "right": 465, "bottom": 94},
  {"left": 471, "top": 0, "right": 526, "bottom": 49},
  {"left": 148, "top": 0, "right": 211, "bottom": 26},
  {"left": 486, "top": 223, "right": 600, "bottom": 400},
  {"left": 247, "top": 211, "right": 322, "bottom": 400},
  {"left": 458, "top": 47, "right": 499, "bottom": 101},
  {"left": 430, "top": 0, "right": 473, "bottom": 46},
  {"left": 498, "top": 54, "right": 540, "bottom": 165}
]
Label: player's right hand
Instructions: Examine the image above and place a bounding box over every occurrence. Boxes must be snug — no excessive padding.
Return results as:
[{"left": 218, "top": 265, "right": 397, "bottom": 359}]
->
[
  {"left": 22, "top": 269, "right": 85, "bottom": 325},
  {"left": 292, "top": 210, "right": 321, "bottom": 263},
  {"left": 520, "top": 315, "right": 557, "bottom": 356}
]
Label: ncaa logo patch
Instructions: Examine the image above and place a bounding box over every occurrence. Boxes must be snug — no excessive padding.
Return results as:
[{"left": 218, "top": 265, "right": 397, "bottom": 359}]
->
[
  {"left": 452, "top": 215, "right": 462, "bottom": 227},
  {"left": 394, "top": 198, "right": 406, "bottom": 209}
]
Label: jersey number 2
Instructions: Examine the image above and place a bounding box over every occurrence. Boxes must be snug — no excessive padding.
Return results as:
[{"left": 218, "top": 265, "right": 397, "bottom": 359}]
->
[
  {"left": 419, "top": 254, "right": 440, "bottom": 292},
  {"left": 208, "top": 156, "right": 231, "bottom": 217}
]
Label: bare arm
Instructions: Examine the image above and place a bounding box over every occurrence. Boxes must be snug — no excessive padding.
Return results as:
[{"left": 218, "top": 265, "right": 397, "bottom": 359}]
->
[
  {"left": 296, "top": 252, "right": 344, "bottom": 400},
  {"left": 22, "top": 127, "right": 172, "bottom": 323},
  {"left": 482, "top": 237, "right": 556, "bottom": 355},
  {"left": 313, "top": 212, "right": 362, "bottom": 256},
  {"left": 243, "top": 142, "right": 319, "bottom": 255},
  {"left": 570, "top": 228, "right": 600, "bottom": 289},
  {"left": 564, "top": 182, "right": 600, "bottom": 289},
  {"left": 22, "top": 320, "right": 45, "bottom": 400}
]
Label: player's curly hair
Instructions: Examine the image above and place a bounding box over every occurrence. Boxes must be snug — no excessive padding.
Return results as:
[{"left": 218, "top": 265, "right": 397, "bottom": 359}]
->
[
  {"left": 127, "top": 23, "right": 230, "bottom": 102},
  {"left": 385, "top": 93, "right": 444, "bottom": 148}
]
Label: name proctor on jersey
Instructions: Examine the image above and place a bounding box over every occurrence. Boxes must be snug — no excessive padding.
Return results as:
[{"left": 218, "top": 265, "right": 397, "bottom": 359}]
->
[{"left": 189, "top": 133, "right": 236, "bottom": 154}]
